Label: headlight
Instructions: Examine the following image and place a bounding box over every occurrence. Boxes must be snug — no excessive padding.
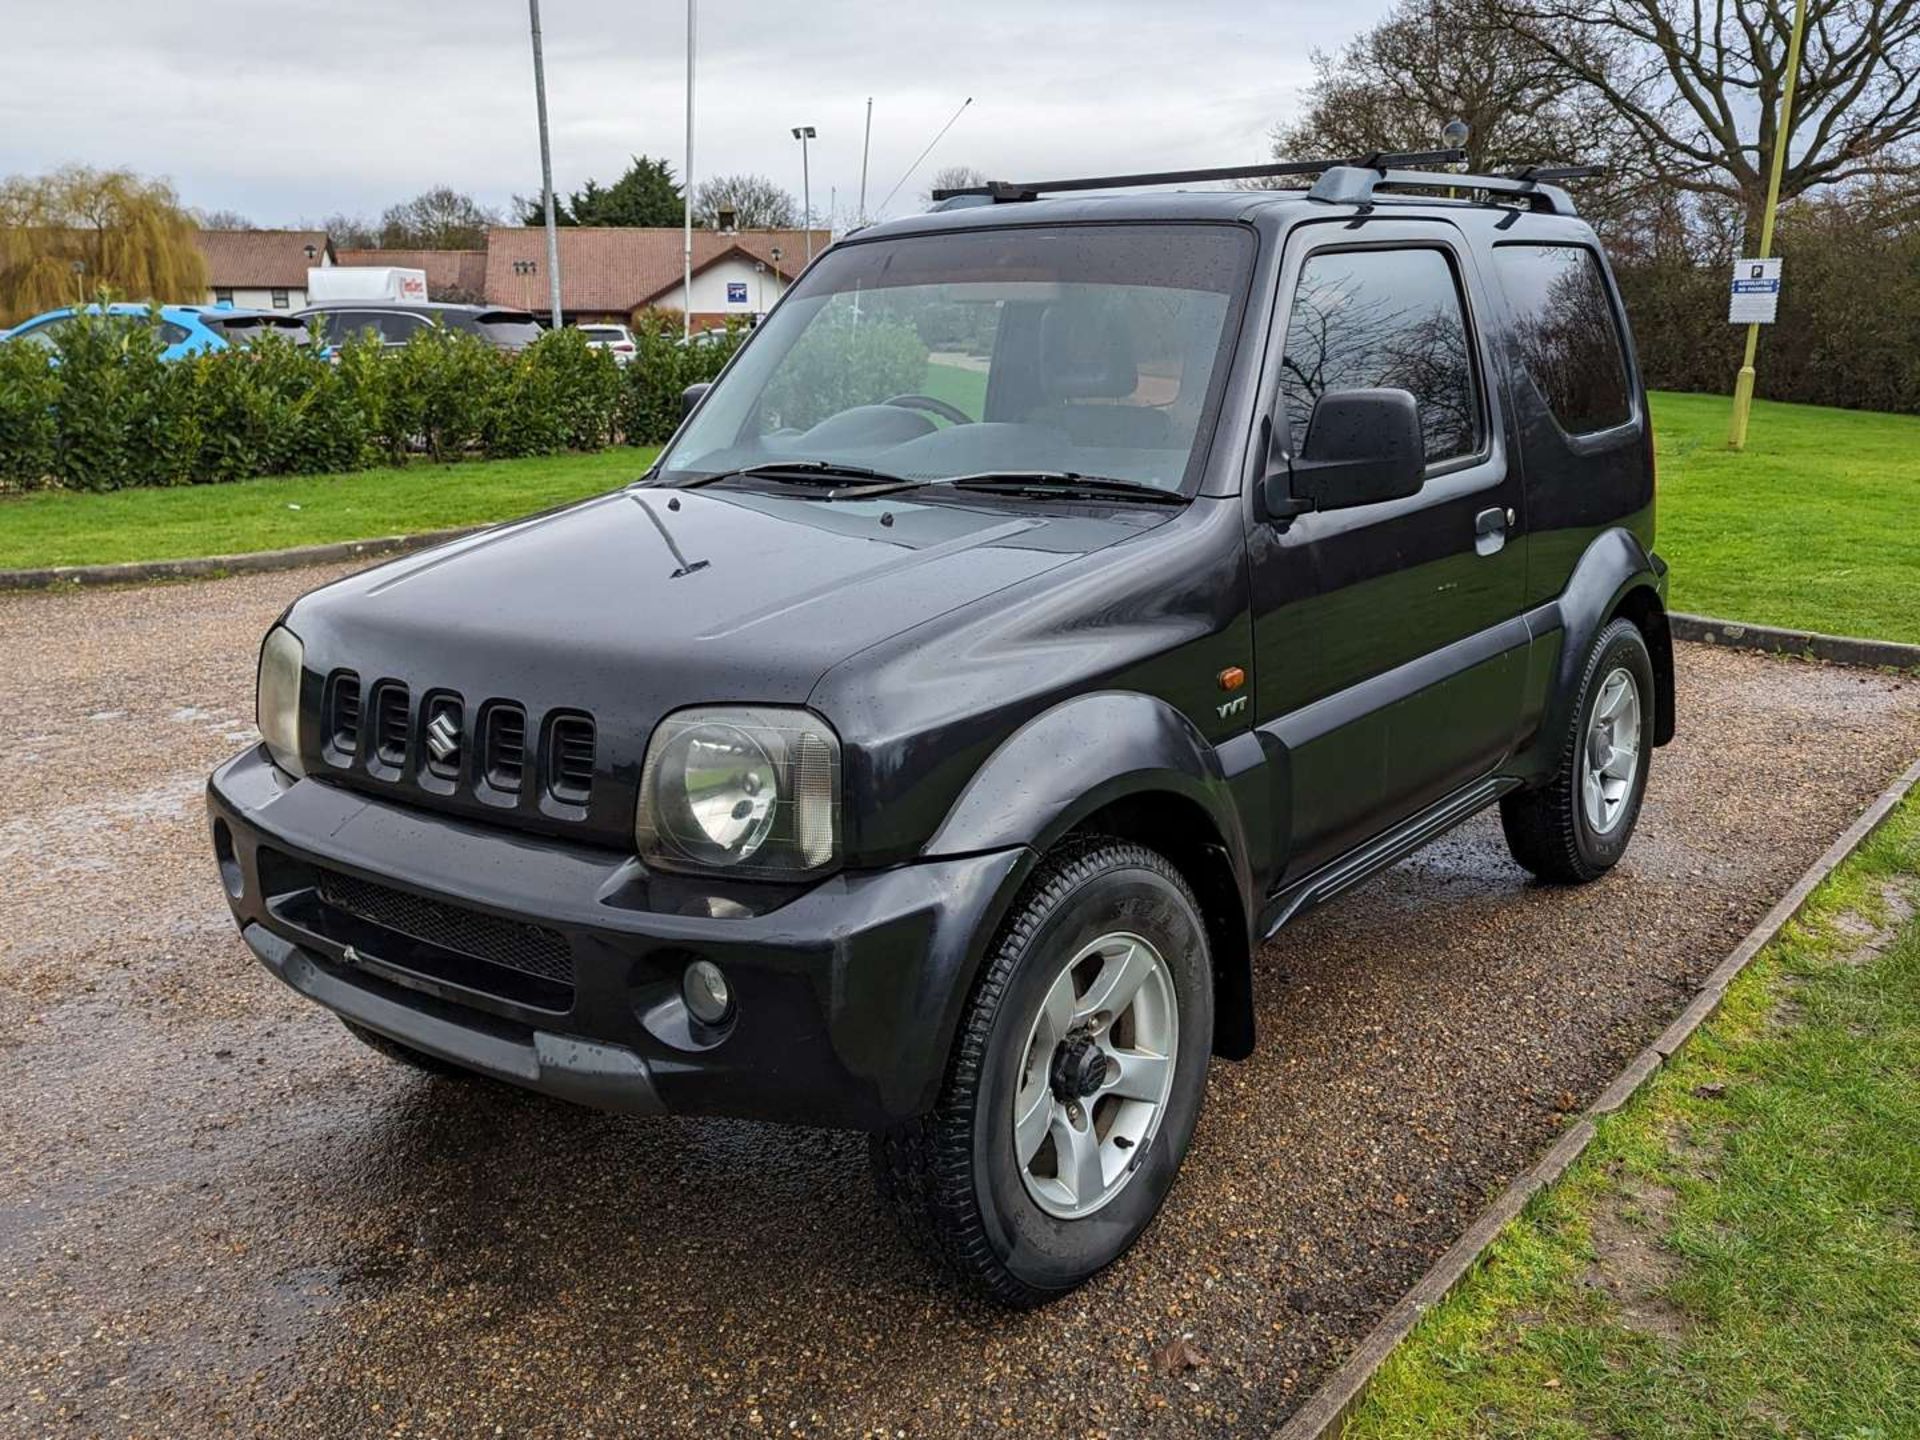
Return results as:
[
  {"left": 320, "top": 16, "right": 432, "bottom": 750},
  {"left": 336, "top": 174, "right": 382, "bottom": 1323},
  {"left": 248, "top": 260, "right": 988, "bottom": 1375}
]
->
[
  {"left": 635, "top": 707, "right": 840, "bottom": 879},
  {"left": 256, "top": 625, "right": 306, "bottom": 777}
]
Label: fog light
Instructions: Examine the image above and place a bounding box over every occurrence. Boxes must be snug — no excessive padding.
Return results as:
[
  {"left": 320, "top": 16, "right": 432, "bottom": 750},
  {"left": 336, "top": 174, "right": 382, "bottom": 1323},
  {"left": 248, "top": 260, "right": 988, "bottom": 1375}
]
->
[{"left": 682, "top": 960, "right": 733, "bottom": 1025}]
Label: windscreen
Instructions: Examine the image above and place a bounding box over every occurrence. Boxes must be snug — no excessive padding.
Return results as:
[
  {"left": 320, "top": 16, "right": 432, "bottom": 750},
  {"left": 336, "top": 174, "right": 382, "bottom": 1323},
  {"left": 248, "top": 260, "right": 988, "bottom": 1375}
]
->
[{"left": 657, "top": 223, "right": 1255, "bottom": 493}]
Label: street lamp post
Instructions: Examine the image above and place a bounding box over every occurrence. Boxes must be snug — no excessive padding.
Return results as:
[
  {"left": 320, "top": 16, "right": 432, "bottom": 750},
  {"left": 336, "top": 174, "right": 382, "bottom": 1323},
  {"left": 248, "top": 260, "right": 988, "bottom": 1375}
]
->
[
  {"left": 526, "top": 0, "right": 565, "bottom": 330},
  {"left": 791, "top": 125, "right": 817, "bottom": 262},
  {"left": 683, "top": 0, "right": 696, "bottom": 338}
]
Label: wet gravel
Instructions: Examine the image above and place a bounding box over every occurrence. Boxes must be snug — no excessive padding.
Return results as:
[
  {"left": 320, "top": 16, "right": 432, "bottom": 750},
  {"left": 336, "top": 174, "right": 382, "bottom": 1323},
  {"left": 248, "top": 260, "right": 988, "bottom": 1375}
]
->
[{"left": 3, "top": 566, "right": 1918, "bottom": 1439}]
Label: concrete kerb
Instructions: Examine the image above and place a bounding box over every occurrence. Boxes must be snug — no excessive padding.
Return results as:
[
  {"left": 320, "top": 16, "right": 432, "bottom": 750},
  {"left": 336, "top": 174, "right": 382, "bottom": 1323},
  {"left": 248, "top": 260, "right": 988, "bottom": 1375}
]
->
[
  {"left": 1275, "top": 751, "right": 1920, "bottom": 1439},
  {"left": 0, "top": 526, "right": 487, "bottom": 591},
  {"left": 1672, "top": 613, "right": 1920, "bottom": 672}
]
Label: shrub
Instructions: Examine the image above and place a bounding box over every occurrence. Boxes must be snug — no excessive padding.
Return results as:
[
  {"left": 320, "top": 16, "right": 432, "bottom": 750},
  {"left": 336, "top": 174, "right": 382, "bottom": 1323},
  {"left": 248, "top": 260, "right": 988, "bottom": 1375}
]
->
[
  {"left": 48, "top": 308, "right": 172, "bottom": 492},
  {"left": 380, "top": 324, "right": 505, "bottom": 462},
  {"left": 0, "top": 336, "right": 58, "bottom": 489},
  {"left": 192, "top": 334, "right": 366, "bottom": 481},
  {"left": 618, "top": 320, "right": 749, "bottom": 446}
]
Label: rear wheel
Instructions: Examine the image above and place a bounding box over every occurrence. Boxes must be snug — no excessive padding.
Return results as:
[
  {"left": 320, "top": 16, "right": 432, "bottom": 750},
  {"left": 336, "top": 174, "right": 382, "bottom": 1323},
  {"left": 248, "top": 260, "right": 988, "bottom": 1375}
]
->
[
  {"left": 871, "top": 838, "right": 1213, "bottom": 1307},
  {"left": 1502, "top": 616, "right": 1655, "bottom": 883}
]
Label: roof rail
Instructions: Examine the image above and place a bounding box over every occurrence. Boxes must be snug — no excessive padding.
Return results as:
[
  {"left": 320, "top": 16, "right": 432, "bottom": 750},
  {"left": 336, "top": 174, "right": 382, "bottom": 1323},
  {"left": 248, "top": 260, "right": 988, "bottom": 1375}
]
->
[
  {"left": 930, "top": 149, "right": 1468, "bottom": 204},
  {"left": 1307, "top": 163, "right": 1594, "bottom": 216}
]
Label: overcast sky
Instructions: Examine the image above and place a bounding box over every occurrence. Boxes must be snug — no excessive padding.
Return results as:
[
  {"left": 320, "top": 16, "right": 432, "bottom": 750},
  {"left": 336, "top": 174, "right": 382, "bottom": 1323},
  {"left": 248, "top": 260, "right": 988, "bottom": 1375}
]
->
[{"left": 0, "top": 0, "right": 1392, "bottom": 230}]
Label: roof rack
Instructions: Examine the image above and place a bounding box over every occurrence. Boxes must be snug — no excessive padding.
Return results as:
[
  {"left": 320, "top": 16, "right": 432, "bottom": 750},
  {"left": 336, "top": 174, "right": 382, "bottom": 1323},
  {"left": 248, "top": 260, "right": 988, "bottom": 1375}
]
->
[
  {"left": 931, "top": 149, "right": 1467, "bottom": 204},
  {"left": 930, "top": 149, "right": 1595, "bottom": 217}
]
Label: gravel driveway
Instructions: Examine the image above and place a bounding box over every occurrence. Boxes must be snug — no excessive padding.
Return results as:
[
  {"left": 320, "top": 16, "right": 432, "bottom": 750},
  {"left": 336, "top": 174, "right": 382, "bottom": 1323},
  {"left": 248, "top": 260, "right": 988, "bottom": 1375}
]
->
[{"left": 3, "top": 567, "right": 1917, "bottom": 1439}]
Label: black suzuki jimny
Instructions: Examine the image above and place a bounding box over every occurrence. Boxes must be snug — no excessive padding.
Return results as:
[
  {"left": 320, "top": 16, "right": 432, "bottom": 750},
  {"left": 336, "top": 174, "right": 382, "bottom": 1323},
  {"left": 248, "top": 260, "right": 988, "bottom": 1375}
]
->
[{"left": 209, "top": 152, "right": 1673, "bottom": 1306}]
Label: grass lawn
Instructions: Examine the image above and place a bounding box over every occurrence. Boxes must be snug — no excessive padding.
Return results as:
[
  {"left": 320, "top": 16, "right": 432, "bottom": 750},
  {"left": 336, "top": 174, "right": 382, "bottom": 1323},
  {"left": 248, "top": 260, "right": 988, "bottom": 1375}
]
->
[
  {"left": 0, "top": 447, "right": 657, "bottom": 570},
  {"left": 1651, "top": 390, "right": 1920, "bottom": 643},
  {"left": 3, "top": 389, "right": 1915, "bottom": 645},
  {"left": 1347, "top": 789, "right": 1920, "bottom": 1439}
]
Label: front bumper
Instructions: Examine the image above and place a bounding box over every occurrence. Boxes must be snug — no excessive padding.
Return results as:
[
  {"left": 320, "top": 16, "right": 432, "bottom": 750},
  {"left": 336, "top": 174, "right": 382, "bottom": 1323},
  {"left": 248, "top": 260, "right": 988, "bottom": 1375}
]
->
[{"left": 208, "top": 746, "right": 1027, "bottom": 1129}]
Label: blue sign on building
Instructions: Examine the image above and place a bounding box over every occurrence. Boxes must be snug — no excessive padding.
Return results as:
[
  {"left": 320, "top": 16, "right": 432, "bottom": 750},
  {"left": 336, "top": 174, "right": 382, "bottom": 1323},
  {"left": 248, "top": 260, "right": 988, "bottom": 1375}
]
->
[{"left": 727, "top": 281, "right": 749, "bottom": 305}]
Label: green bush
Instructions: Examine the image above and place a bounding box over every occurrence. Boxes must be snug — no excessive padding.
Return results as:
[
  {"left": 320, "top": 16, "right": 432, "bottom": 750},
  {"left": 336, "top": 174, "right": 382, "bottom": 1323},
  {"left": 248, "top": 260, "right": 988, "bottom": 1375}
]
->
[
  {"left": 0, "top": 335, "right": 58, "bottom": 488},
  {"left": 618, "top": 320, "right": 749, "bottom": 446},
  {"left": 193, "top": 334, "right": 366, "bottom": 481},
  {"left": 380, "top": 324, "right": 505, "bottom": 463},
  {"left": 48, "top": 308, "right": 174, "bottom": 492}
]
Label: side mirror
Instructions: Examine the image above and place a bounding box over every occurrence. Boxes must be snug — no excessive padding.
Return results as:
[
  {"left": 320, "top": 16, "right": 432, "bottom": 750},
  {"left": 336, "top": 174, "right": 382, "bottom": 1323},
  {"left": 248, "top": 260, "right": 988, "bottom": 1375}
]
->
[
  {"left": 1263, "top": 388, "right": 1425, "bottom": 521},
  {"left": 681, "top": 382, "right": 711, "bottom": 419}
]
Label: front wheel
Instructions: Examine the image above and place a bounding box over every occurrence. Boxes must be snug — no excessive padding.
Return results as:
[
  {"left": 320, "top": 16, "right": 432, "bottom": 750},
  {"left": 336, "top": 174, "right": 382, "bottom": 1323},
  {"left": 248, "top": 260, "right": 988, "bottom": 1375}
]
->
[
  {"left": 1501, "top": 616, "right": 1656, "bottom": 883},
  {"left": 871, "top": 838, "right": 1214, "bottom": 1307}
]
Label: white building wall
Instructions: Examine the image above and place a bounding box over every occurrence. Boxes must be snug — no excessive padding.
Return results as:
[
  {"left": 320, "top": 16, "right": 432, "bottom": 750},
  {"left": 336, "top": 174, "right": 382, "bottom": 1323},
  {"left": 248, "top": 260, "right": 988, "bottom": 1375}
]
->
[
  {"left": 215, "top": 286, "right": 309, "bottom": 311},
  {"left": 680, "top": 255, "right": 795, "bottom": 316}
]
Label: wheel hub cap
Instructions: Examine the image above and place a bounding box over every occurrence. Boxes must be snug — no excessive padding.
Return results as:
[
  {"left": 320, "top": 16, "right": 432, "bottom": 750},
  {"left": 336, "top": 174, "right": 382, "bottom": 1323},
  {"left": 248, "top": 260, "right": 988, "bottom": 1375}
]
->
[
  {"left": 1581, "top": 666, "right": 1642, "bottom": 836},
  {"left": 1013, "top": 931, "right": 1179, "bottom": 1220},
  {"left": 1050, "top": 1035, "right": 1109, "bottom": 1101}
]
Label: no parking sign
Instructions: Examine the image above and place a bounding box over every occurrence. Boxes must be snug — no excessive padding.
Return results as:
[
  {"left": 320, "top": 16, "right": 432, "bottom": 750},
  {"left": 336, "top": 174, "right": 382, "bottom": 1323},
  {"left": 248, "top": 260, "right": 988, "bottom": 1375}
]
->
[{"left": 1729, "top": 258, "right": 1783, "bottom": 324}]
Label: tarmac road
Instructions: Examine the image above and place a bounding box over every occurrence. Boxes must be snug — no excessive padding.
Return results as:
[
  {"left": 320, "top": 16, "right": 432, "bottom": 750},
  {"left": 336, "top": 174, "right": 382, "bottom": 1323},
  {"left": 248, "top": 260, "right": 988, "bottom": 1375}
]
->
[{"left": 3, "top": 565, "right": 1917, "bottom": 1439}]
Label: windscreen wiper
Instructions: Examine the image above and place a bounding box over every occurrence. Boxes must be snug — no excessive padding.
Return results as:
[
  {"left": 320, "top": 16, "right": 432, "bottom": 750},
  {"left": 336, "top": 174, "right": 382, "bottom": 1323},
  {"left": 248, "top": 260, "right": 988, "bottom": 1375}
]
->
[
  {"left": 704, "top": 459, "right": 896, "bottom": 486},
  {"left": 674, "top": 459, "right": 916, "bottom": 493},
  {"left": 936, "top": 471, "right": 1187, "bottom": 505}
]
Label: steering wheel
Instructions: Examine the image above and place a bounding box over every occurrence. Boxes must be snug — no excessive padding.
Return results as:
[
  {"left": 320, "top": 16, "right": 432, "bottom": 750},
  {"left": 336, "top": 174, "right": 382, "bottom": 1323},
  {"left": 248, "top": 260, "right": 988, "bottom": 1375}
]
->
[{"left": 883, "top": 393, "right": 973, "bottom": 426}]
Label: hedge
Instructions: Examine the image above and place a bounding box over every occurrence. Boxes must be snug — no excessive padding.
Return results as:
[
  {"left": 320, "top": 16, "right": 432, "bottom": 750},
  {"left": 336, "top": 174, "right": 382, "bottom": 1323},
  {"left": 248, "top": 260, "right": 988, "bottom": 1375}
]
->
[{"left": 0, "top": 308, "right": 747, "bottom": 493}]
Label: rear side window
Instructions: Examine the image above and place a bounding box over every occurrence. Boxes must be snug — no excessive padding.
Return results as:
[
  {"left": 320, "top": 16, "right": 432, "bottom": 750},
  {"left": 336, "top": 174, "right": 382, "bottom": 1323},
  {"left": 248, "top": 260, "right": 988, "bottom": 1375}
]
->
[
  {"left": 376, "top": 312, "right": 426, "bottom": 343},
  {"left": 1492, "top": 245, "right": 1632, "bottom": 434},
  {"left": 474, "top": 311, "right": 544, "bottom": 347},
  {"left": 1279, "top": 247, "right": 1480, "bottom": 465}
]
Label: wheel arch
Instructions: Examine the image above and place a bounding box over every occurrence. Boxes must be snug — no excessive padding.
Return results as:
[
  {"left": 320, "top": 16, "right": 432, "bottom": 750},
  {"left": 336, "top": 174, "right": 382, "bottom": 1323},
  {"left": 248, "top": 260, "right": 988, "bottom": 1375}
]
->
[
  {"left": 923, "top": 691, "right": 1260, "bottom": 1061},
  {"left": 1519, "top": 528, "right": 1673, "bottom": 778}
]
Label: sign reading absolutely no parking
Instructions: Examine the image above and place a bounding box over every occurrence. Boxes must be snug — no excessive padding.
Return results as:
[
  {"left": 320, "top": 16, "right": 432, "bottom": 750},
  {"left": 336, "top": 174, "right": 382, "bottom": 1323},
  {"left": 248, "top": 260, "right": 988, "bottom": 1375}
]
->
[{"left": 1729, "top": 258, "right": 1783, "bottom": 324}]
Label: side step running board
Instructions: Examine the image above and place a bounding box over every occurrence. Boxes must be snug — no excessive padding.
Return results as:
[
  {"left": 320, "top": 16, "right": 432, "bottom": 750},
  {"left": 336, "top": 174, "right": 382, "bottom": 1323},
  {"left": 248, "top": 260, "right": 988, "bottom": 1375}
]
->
[{"left": 1260, "top": 776, "right": 1521, "bottom": 939}]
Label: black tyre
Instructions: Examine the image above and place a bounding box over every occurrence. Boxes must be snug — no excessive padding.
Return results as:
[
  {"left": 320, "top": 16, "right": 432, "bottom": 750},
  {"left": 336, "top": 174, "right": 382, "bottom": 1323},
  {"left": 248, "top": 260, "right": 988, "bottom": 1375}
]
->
[
  {"left": 340, "top": 1019, "right": 475, "bottom": 1079},
  {"left": 871, "top": 837, "right": 1214, "bottom": 1307},
  {"left": 1501, "top": 616, "right": 1656, "bottom": 883}
]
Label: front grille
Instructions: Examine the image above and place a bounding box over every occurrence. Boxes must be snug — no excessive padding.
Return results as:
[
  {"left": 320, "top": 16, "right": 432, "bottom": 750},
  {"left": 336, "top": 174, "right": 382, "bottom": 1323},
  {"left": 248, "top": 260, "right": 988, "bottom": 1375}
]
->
[
  {"left": 483, "top": 703, "right": 528, "bottom": 791},
  {"left": 315, "top": 869, "right": 574, "bottom": 988},
  {"left": 327, "top": 672, "right": 361, "bottom": 755},
  {"left": 317, "top": 672, "right": 598, "bottom": 823},
  {"left": 372, "top": 682, "right": 410, "bottom": 766},
  {"left": 547, "top": 715, "right": 596, "bottom": 803}
]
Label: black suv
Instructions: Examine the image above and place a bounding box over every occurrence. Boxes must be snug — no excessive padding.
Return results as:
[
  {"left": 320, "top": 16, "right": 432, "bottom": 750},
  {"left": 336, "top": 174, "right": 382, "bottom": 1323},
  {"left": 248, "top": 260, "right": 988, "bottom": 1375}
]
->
[
  {"left": 210, "top": 155, "right": 1673, "bottom": 1306},
  {"left": 293, "top": 301, "right": 546, "bottom": 352}
]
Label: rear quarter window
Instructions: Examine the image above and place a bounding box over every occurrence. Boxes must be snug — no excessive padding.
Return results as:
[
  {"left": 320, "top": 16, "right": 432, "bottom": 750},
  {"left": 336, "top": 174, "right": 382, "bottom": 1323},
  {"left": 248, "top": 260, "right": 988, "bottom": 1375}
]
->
[{"left": 1492, "top": 244, "right": 1632, "bottom": 435}]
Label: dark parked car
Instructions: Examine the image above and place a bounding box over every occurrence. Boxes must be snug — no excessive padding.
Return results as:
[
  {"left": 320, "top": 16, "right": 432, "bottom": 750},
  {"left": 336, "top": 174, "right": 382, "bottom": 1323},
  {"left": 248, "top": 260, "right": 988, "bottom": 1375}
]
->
[
  {"left": 210, "top": 154, "right": 1673, "bottom": 1306},
  {"left": 292, "top": 301, "right": 545, "bottom": 354}
]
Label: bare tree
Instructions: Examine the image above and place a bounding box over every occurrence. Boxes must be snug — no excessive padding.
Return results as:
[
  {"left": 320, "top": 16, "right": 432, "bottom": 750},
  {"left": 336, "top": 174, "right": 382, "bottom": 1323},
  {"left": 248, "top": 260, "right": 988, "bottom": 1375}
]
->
[
  {"left": 922, "top": 165, "right": 988, "bottom": 205},
  {"left": 377, "top": 185, "right": 500, "bottom": 249},
  {"left": 695, "top": 173, "right": 799, "bottom": 229},
  {"left": 311, "top": 211, "right": 377, "bottom": 249},
  {"left": 1502, "top": 0, "right": 1920, "bottom": 242},
  {"left": 193, "top": 208, "right": 255, "bottom": 230},
  {"left": 1273, "top": 0, "right": 1611, "bottom": 173}
]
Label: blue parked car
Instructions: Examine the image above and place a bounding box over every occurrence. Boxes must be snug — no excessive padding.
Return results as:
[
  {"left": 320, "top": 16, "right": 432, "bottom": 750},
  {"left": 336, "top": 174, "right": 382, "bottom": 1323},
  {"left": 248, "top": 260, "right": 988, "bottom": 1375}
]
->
[{"left": 3, "top": 303, "right": 312, "bottom": 361}]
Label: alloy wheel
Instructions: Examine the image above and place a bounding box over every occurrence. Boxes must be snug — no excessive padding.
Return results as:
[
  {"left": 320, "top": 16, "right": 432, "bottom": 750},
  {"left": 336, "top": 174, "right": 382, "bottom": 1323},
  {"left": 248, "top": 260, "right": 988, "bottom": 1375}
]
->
[{"left": 1012, "top": 931, "right": 1179, "bottom": 1220}]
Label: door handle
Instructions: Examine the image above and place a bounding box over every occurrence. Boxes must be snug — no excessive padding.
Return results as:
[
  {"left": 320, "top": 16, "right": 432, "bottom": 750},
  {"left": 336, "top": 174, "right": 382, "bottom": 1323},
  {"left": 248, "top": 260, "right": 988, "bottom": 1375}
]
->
[{"left": 1474, "top": 506, "right": 1509, "bottom": 557}]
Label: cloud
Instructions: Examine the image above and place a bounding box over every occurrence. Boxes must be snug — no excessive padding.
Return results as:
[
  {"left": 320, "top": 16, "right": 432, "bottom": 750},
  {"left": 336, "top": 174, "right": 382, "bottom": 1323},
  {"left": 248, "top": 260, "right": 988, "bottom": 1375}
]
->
[{"left": 0, "top": 0, "right": 1372, "bottom": 226}]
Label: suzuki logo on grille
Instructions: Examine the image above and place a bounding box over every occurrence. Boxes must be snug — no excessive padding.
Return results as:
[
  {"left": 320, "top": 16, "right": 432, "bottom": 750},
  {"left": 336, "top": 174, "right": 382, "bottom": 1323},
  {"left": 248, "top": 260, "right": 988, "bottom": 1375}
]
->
[{"left": 426, "top": 711, "right": 461, "bottom": 764}]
